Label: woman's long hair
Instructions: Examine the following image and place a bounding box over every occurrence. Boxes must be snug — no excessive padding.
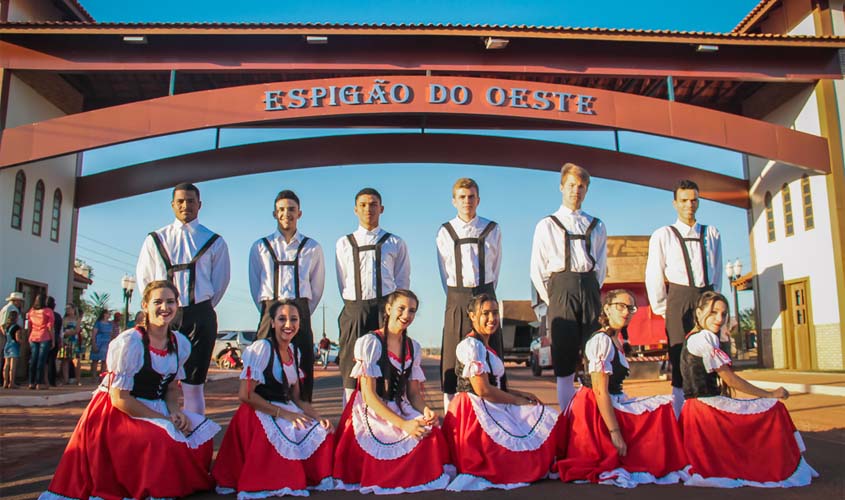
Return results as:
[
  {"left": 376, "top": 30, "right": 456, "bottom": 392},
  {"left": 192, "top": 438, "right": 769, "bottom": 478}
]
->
[{"left": 138, "top": 280, "right": 180, "bottom": 354}]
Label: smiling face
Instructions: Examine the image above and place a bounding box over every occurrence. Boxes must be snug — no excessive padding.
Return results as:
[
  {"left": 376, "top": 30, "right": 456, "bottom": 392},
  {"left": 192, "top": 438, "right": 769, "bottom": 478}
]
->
[
  {"left": 452, "top": 187, "right": 480, "bottom": 221},
  {"left": 560, "top": 174, "right": 589, "bottom": 211},
  {"left": 603, "top": 292, "right": 636, "bottom": 330},
  {"left": 171, "top": 189, "right": 201, "bottom": 224},
  {"left": 673, "top": 188, "right": 699, "bottom": 225},
  {"left": 696, "top": 298, "right": 729, "bottom": 334},
  {"left": 143, "top": 287, "right": 178, "bottom": 329},
  {"left": 385, "top": 295, "right": 418, "bottom": 334},
  {"left": 469, "top": 299, "right": 500, "bottom": 336},
  {"left": 354, "top": 194, "right": 383, "bottom": 230},
  {"left": 274, "top": 198, "right": 302, "bottom": 233},
  {"left": 271, "top": 304, "right": 300, "bottom": 344}
]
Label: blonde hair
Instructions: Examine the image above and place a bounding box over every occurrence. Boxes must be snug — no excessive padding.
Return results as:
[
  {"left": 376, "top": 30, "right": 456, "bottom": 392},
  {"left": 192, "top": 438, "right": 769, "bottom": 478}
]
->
[
  {"left": 452, "top": 177, "right": 479, "bottom": 197},
  {"left": 560, "top": 163, "right": 591, "bottom": 186}
]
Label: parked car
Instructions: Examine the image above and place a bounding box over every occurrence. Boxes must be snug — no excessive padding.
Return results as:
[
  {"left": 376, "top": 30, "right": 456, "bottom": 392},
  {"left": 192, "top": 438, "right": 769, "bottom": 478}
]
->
[
  {"left": 528, "top": 335, "right": 553, "bottom": 376},
  {"left": 213, "top": 330, "right": 256, "bottom": 367}
]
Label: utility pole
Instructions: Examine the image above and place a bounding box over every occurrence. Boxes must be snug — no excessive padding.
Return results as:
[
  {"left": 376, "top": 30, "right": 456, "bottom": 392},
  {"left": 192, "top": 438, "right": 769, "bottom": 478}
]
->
[{"left": 321, "top": 302, "right": 327, "bottom": 337}]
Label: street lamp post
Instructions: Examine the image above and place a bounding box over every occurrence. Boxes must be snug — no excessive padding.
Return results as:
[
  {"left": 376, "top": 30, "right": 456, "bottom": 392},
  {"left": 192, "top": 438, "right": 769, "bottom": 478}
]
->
[
  {"left": 725, "top": 259, "right": 743, "bottom": 359},
  {"left": 121, "top": 275, "right": 136, "bottom": 330}
]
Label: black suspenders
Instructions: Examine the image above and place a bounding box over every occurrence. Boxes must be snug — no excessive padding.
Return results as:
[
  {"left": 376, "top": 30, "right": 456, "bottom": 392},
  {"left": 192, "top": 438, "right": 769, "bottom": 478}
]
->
[
  {"left": 261, "top": 236, "right": 311, "bottom": 300},
  {"left": 668, "top": 225, "right": 709, "bottom": 287},
  {"left": 548, "top": 215, "right": 599, "bottom": 272},
  {"left": 149, "top": 232, "right": 220, "bottom": 306},
  {"left": 441, "top": 221, "right": 497, "bottom": 288},
  {"left": 346, "top": 232, "right": 392, "bottom": 301}
]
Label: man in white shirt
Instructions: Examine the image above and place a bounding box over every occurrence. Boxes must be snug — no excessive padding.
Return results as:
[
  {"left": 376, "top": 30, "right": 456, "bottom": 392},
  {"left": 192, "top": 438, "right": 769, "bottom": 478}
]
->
[
  {"left": 436, "top": 178, "right": 504, "bottom": 409},
  {"left": 336, "top": 187, "right": 411, "bottom": 401},
  {"left": 645, "top": 179, "right": 722, "bottom": 416},
  {"left": 530, "top": 163, "right": 607, "bottom": 412},
  {"left": 136, "top": 182, "right": 231, "bottom": 414},
  {"left": 248, "top": 189, "right": 325, "bottom": 401}
]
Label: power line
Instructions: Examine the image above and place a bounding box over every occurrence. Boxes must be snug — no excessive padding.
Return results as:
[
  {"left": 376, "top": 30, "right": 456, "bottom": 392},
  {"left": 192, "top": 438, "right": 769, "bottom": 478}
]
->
[
  {"left": 75, "top": 254, "right": 133, "bottom": 274},
  {"left": 76, "top": 244, "right": 137, "bottom": 268},
  {"left": 77, "top": 234, "right": 138, "bottom": 258}
]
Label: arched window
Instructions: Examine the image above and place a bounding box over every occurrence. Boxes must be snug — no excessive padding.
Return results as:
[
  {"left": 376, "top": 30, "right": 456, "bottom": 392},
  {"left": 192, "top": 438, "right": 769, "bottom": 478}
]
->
[
  {"left": 32, "top": 180, "right": 45, "bottom": 236},
  {"left": 11, "top": 170, "right": 25, "bottom": 229},
  {"left": 50, "top": 189, "right": 62, "bottom": 242},
  {"left": 764, "top": 191, "right": 775, "bottom": 242},
  {"left": 782, "top": 183, "right": 794, "bottom": 237},
  {"left": 801, "top": 175, "right": 814, "bottom": 230}
]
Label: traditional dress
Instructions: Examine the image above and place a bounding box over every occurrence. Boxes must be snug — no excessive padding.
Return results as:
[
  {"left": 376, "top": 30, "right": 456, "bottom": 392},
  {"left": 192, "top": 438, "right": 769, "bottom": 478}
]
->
[
  {"left": 680, "top": 329, "right": 818, "bottom": 487},
  {"left": 556, "top": 329, "right": 689, "bottom": 487},
  {"left": 39, "top": 328, "right": 220, "bottom": 500},
  {"left": 213, "top": 338, "right": 334, "bottom": 498},
  {"left": 443, "top": 335, "right": 563, "bottom": 491},
  {"left": 333, "top": 331, "right": 452, "bottom": 494}
]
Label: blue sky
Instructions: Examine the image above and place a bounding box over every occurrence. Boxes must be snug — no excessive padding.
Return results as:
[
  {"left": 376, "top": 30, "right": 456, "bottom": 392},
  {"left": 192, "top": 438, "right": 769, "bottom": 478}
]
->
[{"left": 74, "top": 0, "right": 761, "bottom": 347}]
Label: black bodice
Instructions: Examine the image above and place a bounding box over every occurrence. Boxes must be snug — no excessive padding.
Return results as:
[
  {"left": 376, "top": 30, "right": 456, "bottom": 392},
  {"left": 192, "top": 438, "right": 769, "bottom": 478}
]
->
[
  {"left": 579, "top": 330, "right": 628, "bottom": 395},
  {"left": 130, "top": 331, "right": 178, "bottom": 401},
  {"left": 254, "top": 338, "right": 299, "bottom": 403},
  {"left": 681, "top": 333, "right": 721, "bottom": 399},
  {"left": 373, "top": 332, "right": 414, "bottom": 403},
  {"left": 455, "top": 336, "right": 499, "bottom": 395}
]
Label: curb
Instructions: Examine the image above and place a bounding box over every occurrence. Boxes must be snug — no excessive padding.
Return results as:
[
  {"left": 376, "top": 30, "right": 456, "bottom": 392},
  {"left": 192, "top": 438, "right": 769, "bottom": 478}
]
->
[{"left": 744, "top": 379, "right": 845, "bottom": 398}]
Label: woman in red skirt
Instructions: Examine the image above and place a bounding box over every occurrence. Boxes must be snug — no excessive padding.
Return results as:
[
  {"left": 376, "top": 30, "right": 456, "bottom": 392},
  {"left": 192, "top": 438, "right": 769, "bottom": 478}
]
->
[
  {"left": 556, "top": 289, "right": 688, "bottom": 487},
  {"left": 40, "top": 280, "right": 220, "bottom": 500},
  {"left": 681, "top": 291, "right": 817, "bottom": 488},
  {"left": 213, "top": 299, "right": 334, "bottom": 497},
  {"left": 443, "top": 293, "right": 564, "bottom": 491},
  {"left": 333, "top": 289, "right": 453, "bottom": 494}
]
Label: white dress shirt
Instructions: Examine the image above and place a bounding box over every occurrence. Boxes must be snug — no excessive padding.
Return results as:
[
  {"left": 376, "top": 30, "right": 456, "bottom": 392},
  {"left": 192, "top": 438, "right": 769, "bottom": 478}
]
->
[
  {"left": 136, "top": 218, "right": 231, "bottom": 307},
  {"left": 335, "top": 226, "right": 411, "bottom": 301},
  {"left": 645, "top": 219, "right": 722, "bottom": 317},
  {"left": 529, "top": 205, "right": 608, "bottom": 304},
  {"left": 248, "top": 229, "right": 325, "bottom": 314},
  {"left": 436, "top": 216, "right": 502, "bottom": 290}
]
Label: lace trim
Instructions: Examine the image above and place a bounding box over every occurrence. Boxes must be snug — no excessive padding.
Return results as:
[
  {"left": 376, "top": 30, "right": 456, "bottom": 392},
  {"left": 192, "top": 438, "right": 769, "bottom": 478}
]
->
[
  {"left": 694, "top": 396, "right": 778, "bottom": 415},
  {"left": 446, "top": 473, "right": 530, "bottom": 492},
  {"left": 610, "top": 392, "right": 673, "bottom": 415},
  {"left": 685, "top": 457, "right": 818, "bottom": 488},
  {"left": 335, "top": 465, "right": 453, "bottom": 494},
  {"left": 254, "top": 401, "right": 329, "bottom": 460},
  {"left": 133, "top": 398, "right": 220, "bottom": 448},
  {"left": 465, "top": 392, "right": 560, "bottom": 451},
  {"left": 597, "top": 466, "right": 691, "bottom": 488},
  {"left": 349, "top": 392, "right": 425, "bottom": 459}
]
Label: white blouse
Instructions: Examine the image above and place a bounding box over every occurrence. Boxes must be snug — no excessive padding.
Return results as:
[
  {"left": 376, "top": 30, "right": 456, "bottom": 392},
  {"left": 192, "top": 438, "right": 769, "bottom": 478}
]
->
[
  {"left": 584, "top": 332, "right": 630, "bottom": 374},
  {"left": 350, "top": 332, "right": 425, "bottom": 382},
  {"left": 455, "top": 336, "right": 505, "bottom": 385},
  {"left": 686, "top": 330, "right": 732, "bottom": 372},
  {"left": 106, "top": 328, "right": 191, "bottom": 391},
  {"left": 240, "top": 339, "right": 305, "bottom": 385}
]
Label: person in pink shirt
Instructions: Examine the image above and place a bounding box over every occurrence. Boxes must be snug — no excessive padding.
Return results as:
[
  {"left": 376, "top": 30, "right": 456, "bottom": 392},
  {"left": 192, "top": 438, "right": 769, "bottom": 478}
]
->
[{"left": 26, "top": 293, "right": 54, "bottom": 390}]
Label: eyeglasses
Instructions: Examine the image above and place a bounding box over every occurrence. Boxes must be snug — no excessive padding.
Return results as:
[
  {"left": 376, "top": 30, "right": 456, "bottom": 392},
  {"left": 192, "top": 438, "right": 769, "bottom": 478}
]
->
[{"left": 609, "top": 303, "right": 638, "bottom": 313}]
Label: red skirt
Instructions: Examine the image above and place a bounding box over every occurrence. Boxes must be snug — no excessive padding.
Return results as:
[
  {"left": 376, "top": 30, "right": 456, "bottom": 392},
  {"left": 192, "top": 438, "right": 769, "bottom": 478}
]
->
[
  {"left": 681, "top": 397, "right": 813, "bottom": 485},
  {"left": 332, "top": 390, "right": 452, "bottom": 493},
  {"left": 442, "top": 392, "right": 566, "bottom": 489},
  {"left": 213, "top": 403, "right": 334, "bottom": 496},
  {"left": 556, "top": 388, "right": 688, "bottom": 486},
  {"left": 41, "top": 390, "right": 214, "bottom": 500}
]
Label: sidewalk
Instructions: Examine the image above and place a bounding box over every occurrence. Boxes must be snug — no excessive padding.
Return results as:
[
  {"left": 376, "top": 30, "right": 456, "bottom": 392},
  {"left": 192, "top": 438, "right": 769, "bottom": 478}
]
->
[{"left": 738, "top": 368, "right": 845, "bottom": 397}]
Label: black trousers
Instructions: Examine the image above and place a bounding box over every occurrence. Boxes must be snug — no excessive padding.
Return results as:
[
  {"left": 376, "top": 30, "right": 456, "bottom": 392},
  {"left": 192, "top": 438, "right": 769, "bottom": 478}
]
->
[
  {"left": 176, "top": 300, "right": 217, "bottom": 386},
  {"left": 666, "top": 283, "right": 712, "bottom": 388},
  {"left": 547, "top": 271, "right": 601, "bottom": 377},
  {"left": 256, "top": 298, "right": 315, "bottom": 402},
  {"left": 440, "top": 284, "right": 506, "bottom": 394},
  {"left": 338, "top": 298, "right": 381, "bottom": 390}
]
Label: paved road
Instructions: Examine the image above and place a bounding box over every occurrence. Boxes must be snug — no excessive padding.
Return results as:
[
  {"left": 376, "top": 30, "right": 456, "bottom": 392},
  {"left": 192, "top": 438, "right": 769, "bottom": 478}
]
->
[{"left": 1, "top": 361, "right": 843, "bottom": 499}]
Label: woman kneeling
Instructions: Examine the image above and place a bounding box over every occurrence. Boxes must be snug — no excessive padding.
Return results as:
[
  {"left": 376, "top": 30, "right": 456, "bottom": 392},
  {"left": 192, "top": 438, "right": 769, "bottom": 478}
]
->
[
  {"left": 556, "top": 289, "right": 688, "bottom": 487},
  {"left": 444, "top": 293, "right": 564, "bottom": 491}
]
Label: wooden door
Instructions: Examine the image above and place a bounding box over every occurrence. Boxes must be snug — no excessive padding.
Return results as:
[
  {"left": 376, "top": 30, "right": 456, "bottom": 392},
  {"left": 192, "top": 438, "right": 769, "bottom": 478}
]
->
[{"left": 785, "top": 279, "right": 814, "bottom": 370}]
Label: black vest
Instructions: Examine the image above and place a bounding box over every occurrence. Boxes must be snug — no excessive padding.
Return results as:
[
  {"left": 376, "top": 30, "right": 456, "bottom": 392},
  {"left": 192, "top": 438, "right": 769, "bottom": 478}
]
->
[
  {"left": 371, "top": 332, "right": 414, "bottom": 403},
  {"left": 681, "top": 333, "right": 721, "bottom": 399},
  {"left": 579, "top": 330, "right": 628, "bottom": 395},
  {"left": 455, "top": 336, "right": 499, "bottom": 395},
  {"left": 254, "top": 338, "right": 300, "bottom": 403},
  {"left": 130, "top": 330, "right": 178, "bottom": 401}
]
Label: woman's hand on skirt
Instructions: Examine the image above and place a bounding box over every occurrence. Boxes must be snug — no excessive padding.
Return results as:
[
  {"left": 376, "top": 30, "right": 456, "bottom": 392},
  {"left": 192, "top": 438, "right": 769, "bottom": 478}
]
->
[
  {"left": 401, "top": 418, "right": 430, "bottom": 440},
  {"left": 609, "top": 429, "right": 627, "bottom": 457},
  {"left": 285, "top": 413, "right": 316, "bottom": 430},
  {"left": 422, "top": 406, "right": 439, "bottom": 426},
  {"left": 319, "top": 418, "right": 333, "bottom": 431},
  {"left": 170, "top": 410, "right": 191, "bottom": 434}
]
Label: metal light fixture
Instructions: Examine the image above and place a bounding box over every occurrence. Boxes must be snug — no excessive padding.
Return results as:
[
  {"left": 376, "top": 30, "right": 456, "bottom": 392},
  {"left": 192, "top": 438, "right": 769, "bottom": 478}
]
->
[
  {"left": 695, "top": 44, "right": 719, "bottom": 53},
  {"left": 122, "top": 35, "right": 147, "bottom": 44},
  {"left": 305, "top": 35, "right": 328, "bottom": 45},
  {"left": 725, "top": 259, "right": 744, "bottom": 358},
  {"left": 483, "top": 37, "right": 509, "bottom": 50},
  {"left": 121, "top": 274, "right": 136, "bottom": 330}
]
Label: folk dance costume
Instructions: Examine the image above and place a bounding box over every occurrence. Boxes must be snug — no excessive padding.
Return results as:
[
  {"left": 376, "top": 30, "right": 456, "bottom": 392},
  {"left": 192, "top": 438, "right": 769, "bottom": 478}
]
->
[
  {"left": 556, "top": 330, "right": 688, "bottom": 488},
  {"left": 443, "top": 335, "right": 563, "bottom": 491},
  {"left": 213, "top": 338, "right": 334, "bottom": 498},
  {"left": 40, "top": 329, "right": 220, "bottom": 500},
  {"left": 249, "top": 230, "right": 325, "bottom": 401},
  {"left": 530, "top": 206, "right": 607, "bottom": 410},
  {"left": 646, "top": 220, "right": 721, "bottom": 413},
  {"left": 136, "top": 218, "right": 230, "bottom": 413},
  {"left": 333, "top": 332, "right": 452, "bottom": 494},
  {"left": 436, "top": 216, "right": 506, "bottom": 398},
  {"left": 680, "top": 330, "right": 818, "bottom": 488},
  {"left": 335, "top": 227, "right": 410, "bottom": 391}
]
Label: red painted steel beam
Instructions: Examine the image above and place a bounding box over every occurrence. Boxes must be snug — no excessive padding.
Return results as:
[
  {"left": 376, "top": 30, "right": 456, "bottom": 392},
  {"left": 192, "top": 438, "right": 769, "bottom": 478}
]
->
[
  {"left": 0, "top": 76, "right": 830, "bottom": 173},
  {"left": 0, "top": 38, "right": 841, "bottom": 81},
  {"left": 74, "top": 133, "right": 749, "bottom": 208}
]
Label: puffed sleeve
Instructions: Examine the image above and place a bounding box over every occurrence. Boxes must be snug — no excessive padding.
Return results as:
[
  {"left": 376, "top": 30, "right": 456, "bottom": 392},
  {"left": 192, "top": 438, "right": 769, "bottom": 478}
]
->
[
  {"left": 456, "top": 337, "right": 488, "bottom": 378},
  {"left": 240, "top": 339, "right": 272, "bottom": 383},
  {"left": 687, "top": 331, "right": 732, "bottom": 373},
  {"left": 173, "top": 332, "right": 192, "bottom": 381},
  {"left": 410, "top": 338, "right": 425, "bottom": 382},
  {"left": 351, "top": 334, "right": 382, "bottom": 378},
  {"left": 585, "top": 333, "right": 614, "bottom": 374},
  {"left": 107, "top": 331, "right": 145, "bottom": 390}
]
